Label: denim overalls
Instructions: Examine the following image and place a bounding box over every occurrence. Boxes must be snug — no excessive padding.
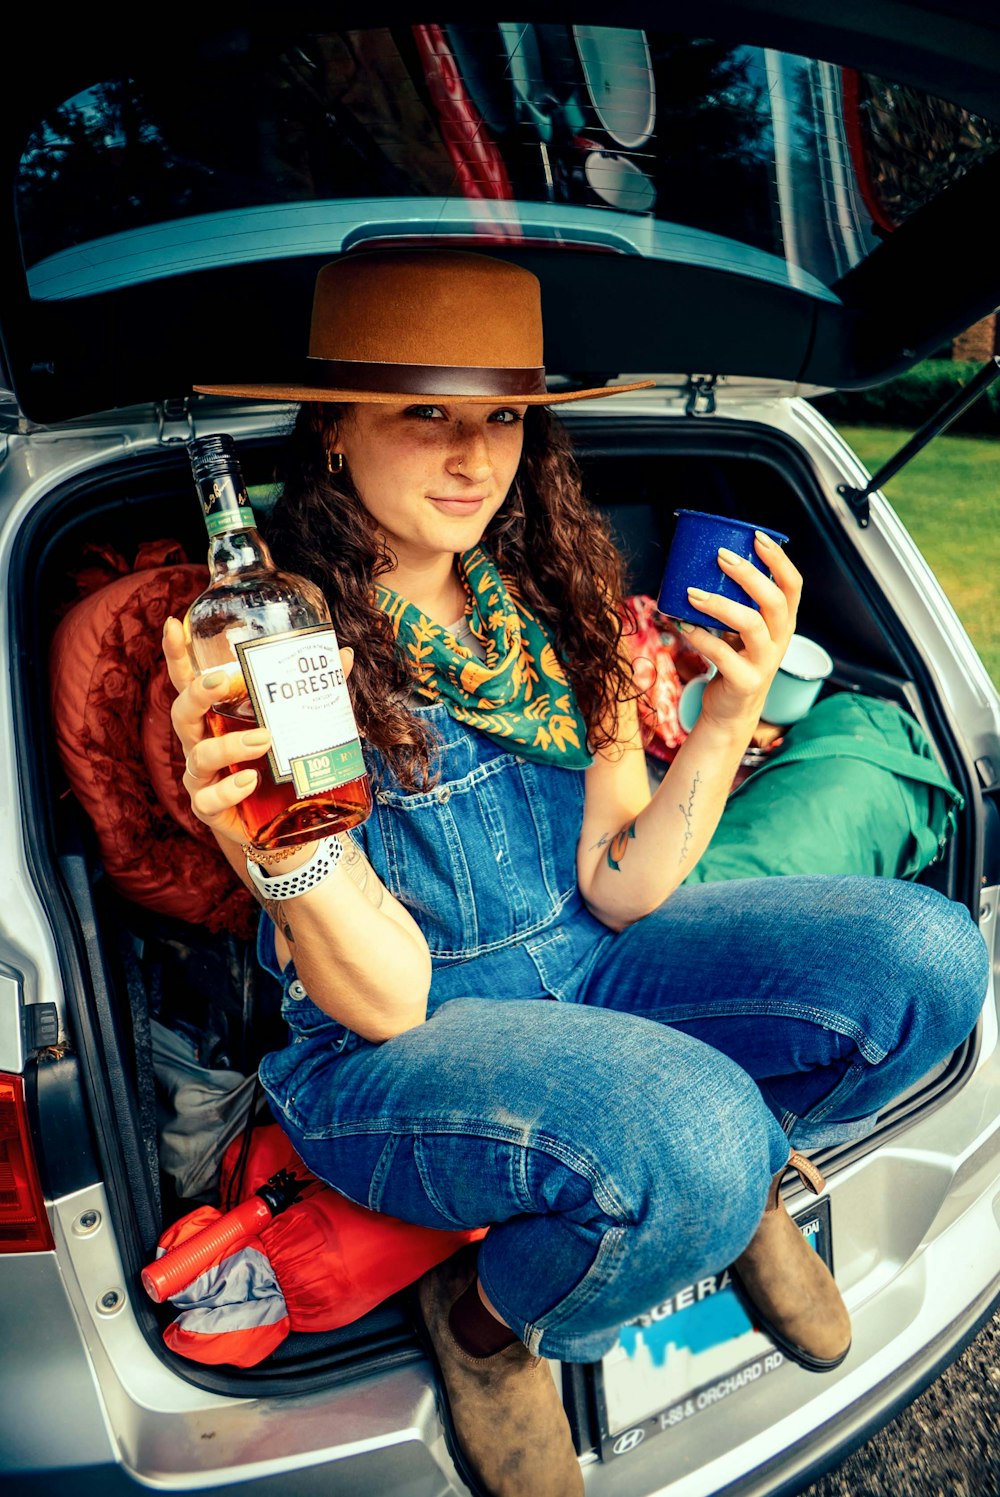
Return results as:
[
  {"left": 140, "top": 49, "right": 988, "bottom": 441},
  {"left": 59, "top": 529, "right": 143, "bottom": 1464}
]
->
[{"left": 258, "top": 703, "right": 988, "bottom": 1361}]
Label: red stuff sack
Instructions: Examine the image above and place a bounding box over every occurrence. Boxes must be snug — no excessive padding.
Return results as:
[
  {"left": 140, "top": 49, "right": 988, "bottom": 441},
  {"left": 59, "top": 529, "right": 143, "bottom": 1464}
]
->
[{"left": 153, "top": 1124, "right": 487, "bottom": 1367}]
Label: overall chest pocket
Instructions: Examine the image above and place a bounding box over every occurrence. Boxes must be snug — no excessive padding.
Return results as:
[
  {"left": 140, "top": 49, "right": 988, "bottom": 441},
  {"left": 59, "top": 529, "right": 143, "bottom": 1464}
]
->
[{"left": 368, "top": 754, "right": 584, "bottom": 958}]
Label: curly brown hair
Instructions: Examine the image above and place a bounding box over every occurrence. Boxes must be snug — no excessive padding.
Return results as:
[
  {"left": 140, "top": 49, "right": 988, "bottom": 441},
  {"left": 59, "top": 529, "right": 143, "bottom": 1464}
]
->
[{"left": 264, "top": 402, "right": 636, "bottom": 788}]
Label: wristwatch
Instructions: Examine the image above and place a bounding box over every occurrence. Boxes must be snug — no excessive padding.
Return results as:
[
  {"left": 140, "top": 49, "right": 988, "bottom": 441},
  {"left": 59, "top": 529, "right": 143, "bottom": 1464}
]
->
[{"left": 244, "top": 836, "right": 343, "bottom": 900}]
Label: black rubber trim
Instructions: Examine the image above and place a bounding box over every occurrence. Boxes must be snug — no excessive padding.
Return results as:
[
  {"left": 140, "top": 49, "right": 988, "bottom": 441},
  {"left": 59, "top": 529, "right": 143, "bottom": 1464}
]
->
[{"left": 30, "top": 1050, "right": 100, "bottom": 1199}]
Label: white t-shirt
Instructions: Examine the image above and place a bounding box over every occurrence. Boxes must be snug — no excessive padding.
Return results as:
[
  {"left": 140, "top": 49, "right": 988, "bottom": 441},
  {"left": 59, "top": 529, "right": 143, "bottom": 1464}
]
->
[{"left": 447, "top": 614, "right": 487, "bottom": 661}]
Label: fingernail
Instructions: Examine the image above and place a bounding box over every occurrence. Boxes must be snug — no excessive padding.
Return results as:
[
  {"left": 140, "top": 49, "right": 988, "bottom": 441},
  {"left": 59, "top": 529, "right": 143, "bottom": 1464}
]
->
[
  {"left": 202, "top": 671, "right": 224, "bottom": 689},
  {"left": 242, "top": 729, "right": 270, "bottom": 746},
  {"left": 162, "top": 617, "right": 172, "bottom": 637},
  {"left": 677, "top": 620, "right": 695, "bottom": 634},
  {"left": 235, "top": 770, "right": 257, "bottom": 787},
  {"left": 754, "top": 530, "right": 773, "bottom": 547},
  {"left": 687, "top": 587, "right": 709, "bottom": 599},
  {"left": 718, "top": 547, "right": 742, "bottom": 565}
]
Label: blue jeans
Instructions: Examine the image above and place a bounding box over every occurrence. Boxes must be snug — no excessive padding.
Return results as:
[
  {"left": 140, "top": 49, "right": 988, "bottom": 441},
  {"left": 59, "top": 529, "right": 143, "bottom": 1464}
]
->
[{"left": 258, "top": 707, "right": 988, "bottom": 1362}]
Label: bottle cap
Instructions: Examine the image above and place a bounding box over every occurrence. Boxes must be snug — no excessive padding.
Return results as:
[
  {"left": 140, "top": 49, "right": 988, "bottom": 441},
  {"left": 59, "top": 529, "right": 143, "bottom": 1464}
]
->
[{"left": 188, "top": 433, "right": 241, "bottom": 483}]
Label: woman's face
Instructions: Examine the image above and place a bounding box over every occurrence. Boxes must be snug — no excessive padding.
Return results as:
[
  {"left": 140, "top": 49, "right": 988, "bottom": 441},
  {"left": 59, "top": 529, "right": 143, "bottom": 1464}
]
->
[{"left": 334, "top": 400, "right": 527, "bottom": 570}]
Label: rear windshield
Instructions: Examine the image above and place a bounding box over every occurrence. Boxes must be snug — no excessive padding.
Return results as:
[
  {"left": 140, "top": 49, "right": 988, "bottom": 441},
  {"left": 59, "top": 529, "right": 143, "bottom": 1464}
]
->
[{"left": 17, "top": 24, "right": 1000, "bottom": 303}]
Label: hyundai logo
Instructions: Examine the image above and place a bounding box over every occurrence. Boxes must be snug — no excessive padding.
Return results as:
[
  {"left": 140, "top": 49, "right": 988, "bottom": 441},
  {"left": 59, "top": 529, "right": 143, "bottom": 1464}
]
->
[{"left": 612, "top": 1427, "right": 646, "bottom": 1455}]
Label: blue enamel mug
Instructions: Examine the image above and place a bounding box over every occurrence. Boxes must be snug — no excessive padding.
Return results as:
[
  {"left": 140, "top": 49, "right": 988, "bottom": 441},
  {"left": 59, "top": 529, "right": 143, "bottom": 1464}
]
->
[{"left": 657, "top": 510, "right": 789, "bottom": 630}]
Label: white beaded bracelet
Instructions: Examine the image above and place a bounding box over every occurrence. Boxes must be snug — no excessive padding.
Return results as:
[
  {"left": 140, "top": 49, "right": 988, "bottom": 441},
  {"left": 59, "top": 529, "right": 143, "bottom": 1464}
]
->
[{"left": 245, "top": 836, "right": 343, "bottom": 900}]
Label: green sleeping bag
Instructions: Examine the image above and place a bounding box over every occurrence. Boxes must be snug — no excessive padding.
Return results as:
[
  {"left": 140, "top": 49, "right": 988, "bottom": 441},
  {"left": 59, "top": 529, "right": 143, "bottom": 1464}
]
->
[{"left": 686, "top": 692, "right": 964, "bottom": 885}]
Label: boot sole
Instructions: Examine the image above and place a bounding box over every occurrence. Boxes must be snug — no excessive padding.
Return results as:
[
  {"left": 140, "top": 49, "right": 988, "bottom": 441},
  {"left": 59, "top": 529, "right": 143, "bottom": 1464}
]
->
[{"left": 728, "top": 1268, "right": 852, "bottom": 1374}]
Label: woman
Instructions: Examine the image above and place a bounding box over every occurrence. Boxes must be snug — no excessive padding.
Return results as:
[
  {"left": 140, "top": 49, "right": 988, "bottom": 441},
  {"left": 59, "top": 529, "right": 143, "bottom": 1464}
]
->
[{"left": 164, "top": 249, "right": 988, "bottom": 1497}]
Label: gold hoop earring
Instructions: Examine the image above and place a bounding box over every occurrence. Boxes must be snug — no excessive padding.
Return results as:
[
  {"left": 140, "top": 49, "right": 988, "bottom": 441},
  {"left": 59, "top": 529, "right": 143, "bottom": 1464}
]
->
[{"left": 326, "top": 450, "right": 344, "bottom": 474}]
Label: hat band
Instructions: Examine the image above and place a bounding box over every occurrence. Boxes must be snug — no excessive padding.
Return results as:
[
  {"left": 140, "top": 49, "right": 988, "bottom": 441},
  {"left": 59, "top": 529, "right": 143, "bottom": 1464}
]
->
[{"left": 304, "top": 357, "right": 547, "bottom": 397}]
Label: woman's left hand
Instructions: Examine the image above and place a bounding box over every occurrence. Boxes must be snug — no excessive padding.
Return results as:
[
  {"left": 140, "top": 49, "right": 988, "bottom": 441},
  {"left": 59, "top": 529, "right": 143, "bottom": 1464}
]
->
[{"left": 679, "top": 531, "right": 802, "bottom": 736}]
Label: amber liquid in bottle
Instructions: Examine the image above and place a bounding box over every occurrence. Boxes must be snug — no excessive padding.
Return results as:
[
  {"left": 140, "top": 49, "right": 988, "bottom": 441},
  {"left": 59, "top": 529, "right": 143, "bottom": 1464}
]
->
[
  {"left": 207, "top": 695, "right": 372, "bottom": 846},
  {"left": 184, "top": 434, "right": 372, "bottom": 851}
]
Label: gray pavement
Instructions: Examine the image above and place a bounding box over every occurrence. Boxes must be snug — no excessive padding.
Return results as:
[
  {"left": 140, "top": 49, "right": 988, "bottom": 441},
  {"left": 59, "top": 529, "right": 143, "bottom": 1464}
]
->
[{"left": 801, "top": 1308, "right": 1000, "bottom": 1496}]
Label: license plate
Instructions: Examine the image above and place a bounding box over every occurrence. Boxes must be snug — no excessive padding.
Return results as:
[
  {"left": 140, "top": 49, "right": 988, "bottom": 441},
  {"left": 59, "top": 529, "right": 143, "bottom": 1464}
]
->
[{"left": 591, "top": 1197, "right": 833, "bottom": 1462}]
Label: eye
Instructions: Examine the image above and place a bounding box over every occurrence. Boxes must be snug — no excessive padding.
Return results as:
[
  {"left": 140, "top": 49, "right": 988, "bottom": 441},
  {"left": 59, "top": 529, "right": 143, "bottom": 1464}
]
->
[
  {"left": 488, "top": 408, "right": 525, "bottom": 425},
  {"left": 404, "top": 404, "right": 446, "bottom": 421}
]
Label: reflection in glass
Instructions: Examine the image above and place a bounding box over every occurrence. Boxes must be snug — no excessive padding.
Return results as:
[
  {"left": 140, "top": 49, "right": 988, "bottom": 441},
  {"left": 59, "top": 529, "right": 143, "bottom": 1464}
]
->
[{"left": 16, "top": 25, "right": 1000, "bottom": 299}]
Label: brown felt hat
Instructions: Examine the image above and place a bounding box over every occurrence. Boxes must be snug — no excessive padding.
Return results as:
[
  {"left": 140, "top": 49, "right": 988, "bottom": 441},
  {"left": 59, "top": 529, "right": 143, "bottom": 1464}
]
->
[{"left": 193, "top": 249, "right": 654, "bottom": 405}]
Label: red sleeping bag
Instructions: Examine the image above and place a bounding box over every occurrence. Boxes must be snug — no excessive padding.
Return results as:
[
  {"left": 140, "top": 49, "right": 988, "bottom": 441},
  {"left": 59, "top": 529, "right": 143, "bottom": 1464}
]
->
[
  {"left": 48, "top": 539, "right": 256, "bottom": 937},
  {"left": 153, "top": 1123, "right": 487, "bottom": 1366}
]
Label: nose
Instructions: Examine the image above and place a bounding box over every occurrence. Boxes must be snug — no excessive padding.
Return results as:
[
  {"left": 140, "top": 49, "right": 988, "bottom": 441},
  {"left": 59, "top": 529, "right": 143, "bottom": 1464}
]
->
[{"left": 446, "top": 424, "right": 491, "bottom": 483}]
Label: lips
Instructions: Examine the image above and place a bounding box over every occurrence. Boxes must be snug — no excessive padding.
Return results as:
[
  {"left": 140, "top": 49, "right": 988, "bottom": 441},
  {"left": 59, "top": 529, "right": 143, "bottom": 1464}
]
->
[{"left": 428, "top": 495, "right": 488, "bottom": 515}]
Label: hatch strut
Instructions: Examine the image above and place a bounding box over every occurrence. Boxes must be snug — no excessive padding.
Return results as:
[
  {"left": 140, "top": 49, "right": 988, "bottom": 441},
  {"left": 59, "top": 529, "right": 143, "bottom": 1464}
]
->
[{"left": 838, "top": 355, "right": 1000, "bottom": 528}]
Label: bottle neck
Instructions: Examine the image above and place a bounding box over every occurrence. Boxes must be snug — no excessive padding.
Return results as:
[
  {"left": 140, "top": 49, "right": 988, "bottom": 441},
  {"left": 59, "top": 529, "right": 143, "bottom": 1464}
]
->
[
  {"left": 207, "top": 525, "right": 276, "bottom": 578},
  {"left": 195, "top": 466, "right": 274, "bottom": 577}
]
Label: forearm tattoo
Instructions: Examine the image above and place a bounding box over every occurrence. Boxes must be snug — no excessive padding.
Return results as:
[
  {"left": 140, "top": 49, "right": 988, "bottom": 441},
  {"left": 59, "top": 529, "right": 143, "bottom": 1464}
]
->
[
  {"left": 592, "top": 818, "right": 638, "bottom": 872},
  {"left": 258, "top": 893, "right": 294, "bottom": 946},
  {"left": 678, "top": 772, "right": 702, "bottom": 862},
  {"left": 340, "top": 835, "right": 387, "bottom": 909}
]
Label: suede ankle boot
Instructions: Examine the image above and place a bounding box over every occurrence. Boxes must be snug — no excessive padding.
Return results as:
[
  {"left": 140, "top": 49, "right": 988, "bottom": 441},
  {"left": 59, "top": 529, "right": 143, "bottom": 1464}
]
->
[
  {"left": 413, "top": 1244, "right": 584, "bottom": 1497},
  {"left": 730, "top": 1150, "right": 852, "bottom": 1373}
]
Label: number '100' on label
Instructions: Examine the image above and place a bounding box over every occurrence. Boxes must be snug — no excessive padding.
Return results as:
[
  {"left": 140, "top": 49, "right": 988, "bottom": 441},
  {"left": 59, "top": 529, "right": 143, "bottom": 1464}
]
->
[{"left": 236, "top": 625, "right": 365, "bottom": 797}]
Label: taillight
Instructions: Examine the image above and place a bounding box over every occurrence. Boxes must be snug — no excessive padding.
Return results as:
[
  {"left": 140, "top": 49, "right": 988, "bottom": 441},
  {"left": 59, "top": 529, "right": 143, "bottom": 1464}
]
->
[{"left": 0, "top": 1072, "right": 55, "bottom": 1252}]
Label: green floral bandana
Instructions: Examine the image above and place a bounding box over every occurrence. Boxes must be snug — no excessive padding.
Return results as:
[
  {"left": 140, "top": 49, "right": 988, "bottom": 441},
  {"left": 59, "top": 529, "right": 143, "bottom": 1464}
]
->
[{"left": 374, "top": 546, "right": 593, "bottom": 768}]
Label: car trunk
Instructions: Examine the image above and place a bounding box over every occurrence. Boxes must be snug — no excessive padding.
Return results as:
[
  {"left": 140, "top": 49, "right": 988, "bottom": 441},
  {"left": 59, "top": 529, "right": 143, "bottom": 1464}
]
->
[{"left": 9, "top": 397, "right": 984, "bottom": 1415}]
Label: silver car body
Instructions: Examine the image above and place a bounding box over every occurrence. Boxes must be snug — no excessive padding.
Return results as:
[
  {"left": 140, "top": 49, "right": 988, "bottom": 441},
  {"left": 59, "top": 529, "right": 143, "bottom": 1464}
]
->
[{"left": 1, "top": 381, "right": 998, "bottom": 1494}]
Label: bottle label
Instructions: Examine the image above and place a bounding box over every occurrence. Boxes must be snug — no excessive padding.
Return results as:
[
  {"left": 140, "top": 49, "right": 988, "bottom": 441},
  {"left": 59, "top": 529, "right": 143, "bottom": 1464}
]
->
[
  {"left": 200, "top": 473, "right": 255, "bottom": 537},
  {"left": 236, "top": 625, "right": 364, "bottom": 794}
]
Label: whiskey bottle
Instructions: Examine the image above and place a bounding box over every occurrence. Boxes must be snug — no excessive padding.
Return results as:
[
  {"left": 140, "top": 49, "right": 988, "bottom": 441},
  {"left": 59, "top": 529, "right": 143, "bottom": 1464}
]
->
[{"left": 184, "top": 433, "right": 372, "bottom": 851}]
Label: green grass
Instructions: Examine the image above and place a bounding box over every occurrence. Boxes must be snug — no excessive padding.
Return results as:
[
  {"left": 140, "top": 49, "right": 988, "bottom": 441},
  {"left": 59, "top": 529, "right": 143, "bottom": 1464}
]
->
[{"left": 832, "top": 424, "right": 1000, "bottom": 688}]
